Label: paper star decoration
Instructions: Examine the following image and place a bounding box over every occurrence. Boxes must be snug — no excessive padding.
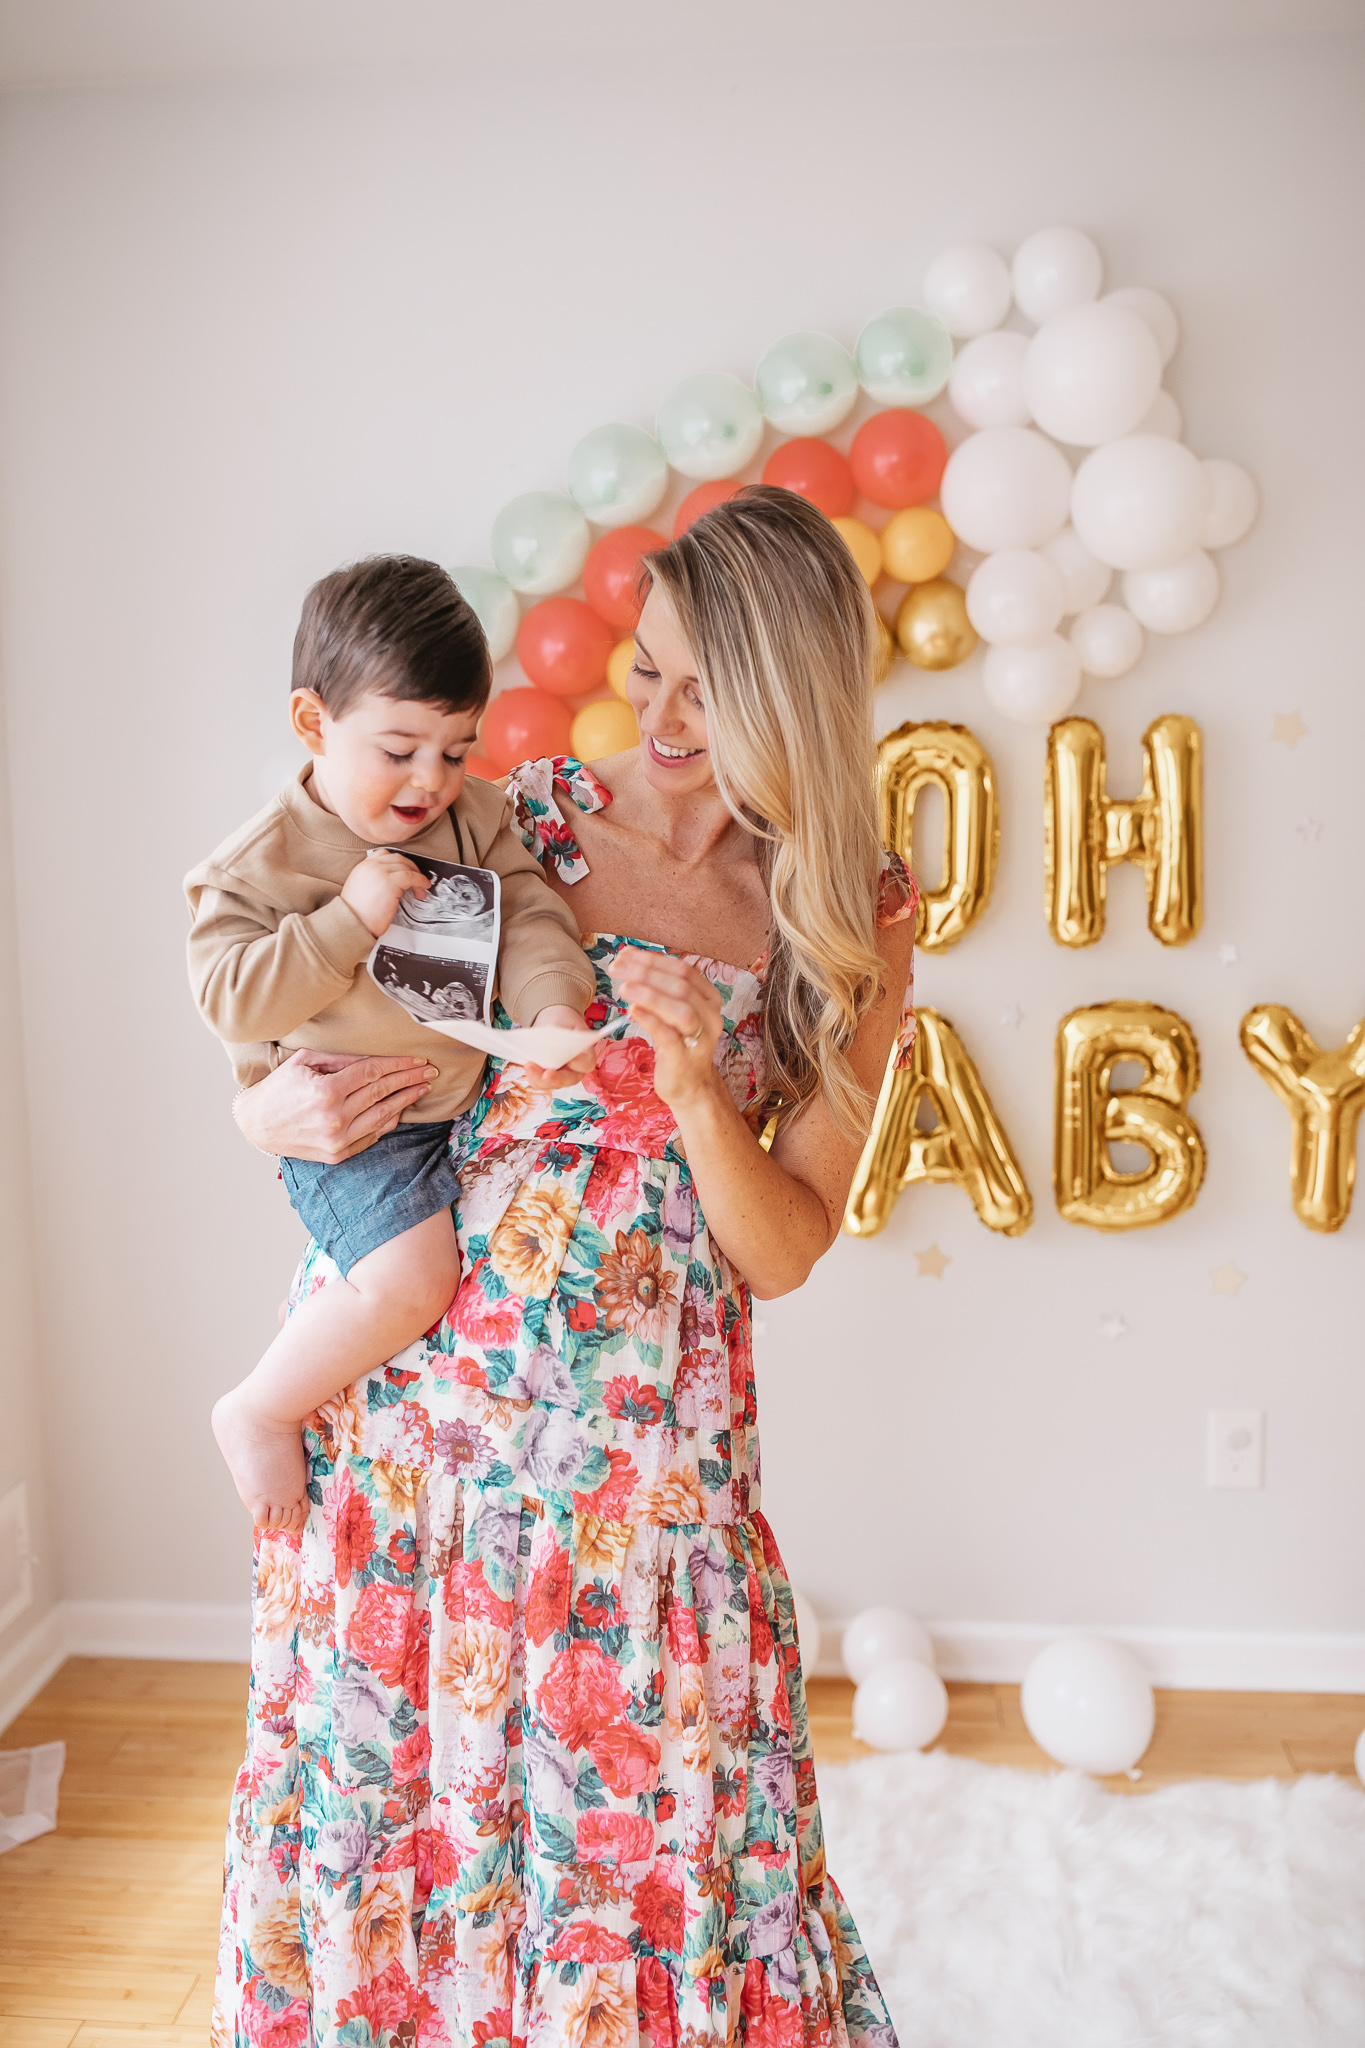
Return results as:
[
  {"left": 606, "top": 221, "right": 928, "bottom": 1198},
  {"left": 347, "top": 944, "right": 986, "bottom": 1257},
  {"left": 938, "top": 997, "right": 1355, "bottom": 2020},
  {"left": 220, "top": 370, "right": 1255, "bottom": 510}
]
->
[
  {"left": 914, "top": 1243, "right": 951, "bottom": 1280},
  {"left": 1296, "top": 817, "right": 1324, "bottom": 842},
  {"left": 1210, "top": 1262, "right": 1248, "bottom": 1297},
  {"left": 1000, "top": 1004, "right": 1025, "bottom": 1030},
  {"left": 1218, "top": 943, "right": 1239, "bottom": 967},
  {"left": 1100, "top": 1313, "right": 1130, "bottom": 1342},
  {"left": 1271, "top": 711, "right": 1310, "bottom": 749}
]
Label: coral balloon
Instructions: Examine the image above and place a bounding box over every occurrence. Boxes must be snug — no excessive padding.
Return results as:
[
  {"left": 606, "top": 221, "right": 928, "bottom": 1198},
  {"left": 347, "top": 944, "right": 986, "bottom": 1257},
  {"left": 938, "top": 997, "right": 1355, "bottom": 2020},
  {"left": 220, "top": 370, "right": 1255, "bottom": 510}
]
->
[
  {"left": 850, "top": 410, "right": 948, "bottom": 509},
  {"left": 762, "top": 438, "right": 854, "bottom": 517},
  {"left": 894, "top": 580, "right": 977, "bottom": 670},
  {"left": 1054, "top": 1003, "right": 1205, "bottom": 1230},
  {"left": 516, "top": 598, "right": 614, "bottom": 698},
  {"left": 831, "top": 517, "right": 882, "bottom": 587},
  {"left": 880, "top": 508, "right": 955, "bottom": 585},
  {"left": 673, "top": 480, "right": 741, "bottom": 536},
  {"left": 582, "top": 526, "right": 665, "bottom": 631},
  {"left": 606, "top": 639, "right": 635, "bottom": 697},
  {"left": 1045, "top": 715, "right": 1203, "bottom": 947},
  {"left": 571, "top": 696, "right": 640, "bottom": 762},
  {"left": 481, "top": 688, "right": 574, "bottom": 773},
  {"left": 465, "top": 752, "right": 502, "bottom": 783}
]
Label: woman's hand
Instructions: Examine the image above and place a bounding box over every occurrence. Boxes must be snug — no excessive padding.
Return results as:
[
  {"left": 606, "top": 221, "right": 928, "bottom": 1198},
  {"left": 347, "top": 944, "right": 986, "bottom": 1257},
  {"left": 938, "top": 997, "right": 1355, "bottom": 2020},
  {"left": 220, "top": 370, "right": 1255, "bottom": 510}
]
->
[
  {"left": 233, "top": 1048, "right": 439, "bottom": 1163},
  {"left": 612, "top": 949, "right": 725, "bottom": 1111}
]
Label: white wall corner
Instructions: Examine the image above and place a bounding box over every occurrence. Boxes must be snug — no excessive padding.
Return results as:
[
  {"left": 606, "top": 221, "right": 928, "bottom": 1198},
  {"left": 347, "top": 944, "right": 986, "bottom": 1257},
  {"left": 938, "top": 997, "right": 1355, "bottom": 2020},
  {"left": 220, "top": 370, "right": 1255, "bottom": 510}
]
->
[{"left": 0, "top": 1601, "right": 67, "bottom": 1733}]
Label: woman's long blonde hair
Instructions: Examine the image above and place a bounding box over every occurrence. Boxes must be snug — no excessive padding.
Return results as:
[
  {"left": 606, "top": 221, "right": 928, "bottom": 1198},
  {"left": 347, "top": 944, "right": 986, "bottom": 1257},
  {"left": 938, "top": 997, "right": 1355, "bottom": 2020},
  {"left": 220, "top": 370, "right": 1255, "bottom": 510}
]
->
[{"left": 645, "top": 486, "right": 885, "bottom": 1138}]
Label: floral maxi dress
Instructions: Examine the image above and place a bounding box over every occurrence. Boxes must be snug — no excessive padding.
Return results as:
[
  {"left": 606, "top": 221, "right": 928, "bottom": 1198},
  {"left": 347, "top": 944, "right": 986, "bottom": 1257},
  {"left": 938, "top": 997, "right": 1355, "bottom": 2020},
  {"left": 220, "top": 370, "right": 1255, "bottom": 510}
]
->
[{"left": 216, "top": 757, "right": 917, "bottom": 2048}]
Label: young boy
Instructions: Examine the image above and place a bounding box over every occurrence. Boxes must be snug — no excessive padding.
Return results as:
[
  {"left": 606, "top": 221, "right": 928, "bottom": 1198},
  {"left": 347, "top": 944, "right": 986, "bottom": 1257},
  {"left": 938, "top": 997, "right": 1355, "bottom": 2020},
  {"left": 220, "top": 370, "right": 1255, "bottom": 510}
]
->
[{"left": 186, "top": 556, "right": 596, "bottom": 1531}]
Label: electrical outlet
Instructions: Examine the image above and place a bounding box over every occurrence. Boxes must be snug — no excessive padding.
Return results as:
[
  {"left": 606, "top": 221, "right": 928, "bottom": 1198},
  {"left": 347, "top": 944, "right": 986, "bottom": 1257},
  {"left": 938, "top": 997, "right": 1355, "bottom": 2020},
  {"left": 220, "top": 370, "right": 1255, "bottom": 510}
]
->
[{"left": 1206, "top": 1410, "right": 1264, "bottom": 1489}]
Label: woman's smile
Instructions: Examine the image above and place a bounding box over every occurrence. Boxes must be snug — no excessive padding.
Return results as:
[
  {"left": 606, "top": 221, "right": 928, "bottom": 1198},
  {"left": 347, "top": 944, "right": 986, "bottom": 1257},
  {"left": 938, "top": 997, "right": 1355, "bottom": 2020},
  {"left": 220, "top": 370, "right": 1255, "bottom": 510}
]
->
[{"left": 646, "top": 735, "right": 705, "bottom": 764}]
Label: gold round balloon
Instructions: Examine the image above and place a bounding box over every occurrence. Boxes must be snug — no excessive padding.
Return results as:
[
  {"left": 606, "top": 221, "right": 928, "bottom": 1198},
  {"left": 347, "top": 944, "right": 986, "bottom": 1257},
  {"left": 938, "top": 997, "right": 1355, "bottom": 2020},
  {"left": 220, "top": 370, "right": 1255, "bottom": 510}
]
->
[
  {"left": 606, "top": 638, "right": 635, "bottom": 698},
  {"left": 873, "top": 613, "right": 895, "bottom": 684},
  {"left": 832, "top": 515, "right": 883, "bottom": 588},
  {"left": 881, "top": 507, "right": 955, "bottom": 585},
  {"left": 895, "top": 579, "right": 977, "bottom": 671}
]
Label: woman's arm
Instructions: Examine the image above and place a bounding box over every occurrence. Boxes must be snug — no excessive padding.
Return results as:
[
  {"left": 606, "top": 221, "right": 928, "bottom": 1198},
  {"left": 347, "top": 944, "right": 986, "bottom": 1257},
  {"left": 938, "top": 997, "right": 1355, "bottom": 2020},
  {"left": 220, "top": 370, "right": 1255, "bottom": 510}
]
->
[
  {"left": 233, "top": 1048, "right": 440, "bottom": 1164},
  {"left": 614, "top": 919, "right": 913, "bottom": 1299}
]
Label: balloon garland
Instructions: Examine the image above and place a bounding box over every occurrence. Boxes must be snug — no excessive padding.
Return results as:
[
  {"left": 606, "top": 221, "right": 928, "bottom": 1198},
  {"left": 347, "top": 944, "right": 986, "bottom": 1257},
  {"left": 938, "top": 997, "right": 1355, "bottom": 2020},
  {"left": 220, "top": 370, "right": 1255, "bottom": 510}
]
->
[{"left": 451, "top": 223, "right": 1259, "bottom": 769}]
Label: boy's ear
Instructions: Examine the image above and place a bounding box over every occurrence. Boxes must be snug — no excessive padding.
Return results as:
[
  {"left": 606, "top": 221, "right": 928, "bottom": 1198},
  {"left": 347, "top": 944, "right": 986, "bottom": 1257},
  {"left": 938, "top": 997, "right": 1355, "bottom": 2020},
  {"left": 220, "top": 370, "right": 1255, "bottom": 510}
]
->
[{"left": 290, "top": 689, "right": 327, "bottom": 755}]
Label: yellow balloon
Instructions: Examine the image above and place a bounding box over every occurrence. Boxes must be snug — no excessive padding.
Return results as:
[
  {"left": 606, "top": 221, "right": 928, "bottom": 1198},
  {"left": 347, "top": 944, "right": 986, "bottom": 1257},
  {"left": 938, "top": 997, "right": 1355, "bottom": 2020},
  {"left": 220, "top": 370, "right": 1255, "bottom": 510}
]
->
[
  {"left": 1045, "top": 715, "right": 1203, "bottom": 949},
  {"left": 877, "top": 722, "right": 999, "bottom": 951},
  {"left": 1055, "top": 1002, "right": 1205, "bottom": 1230},
  {"left": 832, "top": 516, "right": 882, "bottom": 588},
  {"left": 845, "top": 1008, "right": 1032, "bottom": 1237},
  {"left": 894, "top": 579, "right": 977, "bottom": 671},
  {"left": 571, "top": 696, "right": 639, "bottom": 762},
  {"left": 873, "top": 613, "right": 895, "bottom": 685},
  {"left": 606, "top": 639, "right": 635, "bottom": 698},
  {"left": 1240, "top": 1006, "right": 1365, "bottom": 1233},
  {"left": 880, "top": 507, "right": 955, "bottom": 585}
]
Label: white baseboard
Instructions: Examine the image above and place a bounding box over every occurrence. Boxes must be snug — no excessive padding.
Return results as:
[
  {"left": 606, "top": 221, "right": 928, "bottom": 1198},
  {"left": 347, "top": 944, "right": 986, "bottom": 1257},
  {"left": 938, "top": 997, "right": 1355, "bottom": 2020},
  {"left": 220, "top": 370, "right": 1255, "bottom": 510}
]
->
[
  {"left": 815, "top": 1619, "right": 1365, "bottom": 1694},
  {"left": 0, "top": 1604, "right": 68, "bottom": 1733},
  {"left": 0, "top": 1599, "right": 252, "bottom": 1731}
]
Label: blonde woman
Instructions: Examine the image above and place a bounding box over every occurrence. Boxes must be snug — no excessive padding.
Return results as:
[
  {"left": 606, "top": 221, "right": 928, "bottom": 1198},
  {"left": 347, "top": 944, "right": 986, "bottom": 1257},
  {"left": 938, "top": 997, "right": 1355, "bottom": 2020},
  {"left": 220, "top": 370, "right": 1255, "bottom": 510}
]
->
[{"left": 218, "top": 488, "right": 916, "bottom": 2048}]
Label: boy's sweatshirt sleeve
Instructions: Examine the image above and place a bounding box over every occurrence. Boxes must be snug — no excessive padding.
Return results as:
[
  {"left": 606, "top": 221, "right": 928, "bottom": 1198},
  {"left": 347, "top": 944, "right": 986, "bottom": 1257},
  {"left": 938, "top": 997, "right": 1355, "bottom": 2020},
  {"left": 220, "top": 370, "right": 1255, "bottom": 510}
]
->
[
  {"left": 481, "top": 813, "right": 597, "bottom": 1025},
  {"left": 185, "top": 864, "right": 376, "bottom": 1046}
]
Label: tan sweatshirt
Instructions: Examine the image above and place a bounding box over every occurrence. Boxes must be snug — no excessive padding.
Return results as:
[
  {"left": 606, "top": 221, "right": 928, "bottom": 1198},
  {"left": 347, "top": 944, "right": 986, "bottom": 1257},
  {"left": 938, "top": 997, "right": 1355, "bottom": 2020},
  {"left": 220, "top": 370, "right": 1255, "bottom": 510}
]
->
[{"left": 184, "top": 766, "right": 594, "bottom": 1120}]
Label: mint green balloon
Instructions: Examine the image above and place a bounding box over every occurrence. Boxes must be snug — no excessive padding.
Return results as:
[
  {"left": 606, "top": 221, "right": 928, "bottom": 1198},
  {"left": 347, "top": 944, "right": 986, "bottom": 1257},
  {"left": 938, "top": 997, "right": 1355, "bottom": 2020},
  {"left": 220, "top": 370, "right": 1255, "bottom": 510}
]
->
[
  {"left": 856, "top": 307, "right": 955, "bottom": 405},
  {"left": 656, "top": 372, "right": 763, "bottom": 482},
  {"left": 755, "top": 332, "right": 859, "bottom": 435},
  {"left": 490, "top": 492, "right": 591, "bottom": 596},
  {"left": 568, "top": 424, "right": 669, "bottom": 529},
  {"left": 450, "top": 566, "right": 519, "bottom": 663}
]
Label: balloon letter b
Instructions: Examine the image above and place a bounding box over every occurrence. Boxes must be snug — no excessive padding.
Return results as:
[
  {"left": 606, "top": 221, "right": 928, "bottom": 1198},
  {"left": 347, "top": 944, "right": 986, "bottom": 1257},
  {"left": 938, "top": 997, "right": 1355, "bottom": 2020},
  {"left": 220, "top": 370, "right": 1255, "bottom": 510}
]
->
[
  {"left": 1055, "top": 1002, "right": 1205, "bottom": 1229},
  {"left": 1045, "top": 715, "right": 1203, "bottom": 947},
  {"left": 845, "top": 1008, "right": 1032, "bottom": 1238},
  {"left": 1240, "top": 1007, "right": 1365, "bottom": 1233},
  {"left": 878, "top": 723, "right": 999, "bottom": 952}
]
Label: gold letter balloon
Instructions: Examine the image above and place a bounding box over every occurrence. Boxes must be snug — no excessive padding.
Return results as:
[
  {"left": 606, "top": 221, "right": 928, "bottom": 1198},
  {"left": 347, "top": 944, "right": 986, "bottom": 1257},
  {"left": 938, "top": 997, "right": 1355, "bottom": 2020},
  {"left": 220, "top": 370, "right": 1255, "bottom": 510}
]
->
[
  {"left": 1045, "top": 716, "right": 1203, "bottom": 948},
  {"left": 877, "top": 723, "right": 999, "bottom": 951},
  {"left": 1055, "top": 1002, "right": 1205, "bottom": 1229},
  {"left": 845, "top": 1008, "right": 1032, "bottom": 1238},
  {"left": 1240, "top": 1007, "right": 1365, "bottom": 1233}
]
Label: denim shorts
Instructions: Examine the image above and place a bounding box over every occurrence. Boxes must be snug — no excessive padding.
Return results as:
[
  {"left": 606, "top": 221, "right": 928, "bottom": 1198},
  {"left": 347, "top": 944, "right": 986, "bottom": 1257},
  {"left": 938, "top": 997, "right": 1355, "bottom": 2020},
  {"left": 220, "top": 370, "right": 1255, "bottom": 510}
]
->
[{"left": 280, "top": 1118, "right": 462, "bottom": 1278}]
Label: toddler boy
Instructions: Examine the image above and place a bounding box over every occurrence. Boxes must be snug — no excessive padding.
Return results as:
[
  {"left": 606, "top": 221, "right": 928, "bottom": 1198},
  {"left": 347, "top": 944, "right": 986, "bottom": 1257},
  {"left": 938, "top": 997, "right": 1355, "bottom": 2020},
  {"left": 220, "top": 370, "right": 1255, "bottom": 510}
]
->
[{"left": 186, "top": 556, "right": 595, "bottom": 1530}]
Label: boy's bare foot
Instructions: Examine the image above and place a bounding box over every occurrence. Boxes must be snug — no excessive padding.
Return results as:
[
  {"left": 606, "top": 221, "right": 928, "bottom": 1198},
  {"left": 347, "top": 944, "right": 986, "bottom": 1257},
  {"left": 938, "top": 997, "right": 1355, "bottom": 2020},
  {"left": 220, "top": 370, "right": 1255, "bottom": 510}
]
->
[{"left": 211, "top": 1387, "right": 308, "bottom": 1532}]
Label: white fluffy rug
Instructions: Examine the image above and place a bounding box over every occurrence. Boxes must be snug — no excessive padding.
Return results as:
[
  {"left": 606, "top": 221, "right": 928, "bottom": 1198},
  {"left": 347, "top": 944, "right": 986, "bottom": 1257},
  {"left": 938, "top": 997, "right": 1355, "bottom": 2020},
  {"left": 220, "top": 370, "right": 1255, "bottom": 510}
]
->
[{"left": 819, "top": 1751, "right": 1365, "bottom": 2048}]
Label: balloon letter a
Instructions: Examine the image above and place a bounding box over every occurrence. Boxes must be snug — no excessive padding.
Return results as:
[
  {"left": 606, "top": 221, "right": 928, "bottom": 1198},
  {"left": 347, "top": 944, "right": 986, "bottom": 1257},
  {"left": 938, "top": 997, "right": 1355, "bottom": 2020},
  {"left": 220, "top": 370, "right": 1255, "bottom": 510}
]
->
[
  {"left": 1045, "top": 716, "right": 1203, "bottom": 947},
  {"left": 845, "top": 1008, "right": 1032, "bottom": 1237},
  {"left": 1054, "top": 1002, "right": 1205, "bottom": 1229},
  {"left": 1240, "top": 1006, "right": 1365, "bottom": 1233}
]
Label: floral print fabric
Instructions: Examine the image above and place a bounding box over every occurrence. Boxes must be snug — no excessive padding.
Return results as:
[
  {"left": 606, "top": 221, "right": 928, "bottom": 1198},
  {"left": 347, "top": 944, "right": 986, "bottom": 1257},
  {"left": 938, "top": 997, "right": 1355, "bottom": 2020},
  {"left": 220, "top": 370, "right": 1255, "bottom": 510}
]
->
[{"left": 216, "top": 758, "right": 915, "bottom": 2048}]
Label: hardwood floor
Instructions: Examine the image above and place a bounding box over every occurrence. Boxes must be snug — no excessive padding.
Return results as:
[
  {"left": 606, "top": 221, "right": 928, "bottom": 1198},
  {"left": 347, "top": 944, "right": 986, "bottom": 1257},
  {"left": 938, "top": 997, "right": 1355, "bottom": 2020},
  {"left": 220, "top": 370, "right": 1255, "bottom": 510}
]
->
[{"left": 1, "top": 1658, "right": 1361, "bottom": 2038}]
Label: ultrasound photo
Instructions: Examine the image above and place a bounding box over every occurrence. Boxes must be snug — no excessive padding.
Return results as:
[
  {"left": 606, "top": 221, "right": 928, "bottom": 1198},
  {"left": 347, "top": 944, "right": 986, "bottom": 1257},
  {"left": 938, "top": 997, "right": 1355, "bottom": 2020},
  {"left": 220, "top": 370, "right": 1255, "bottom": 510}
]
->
[
  {"left": 370, "top": 946, "right": 490, "bottom": 1028},
  {"left": 386, "top": 857, "right": 497, "bottom": 944}
]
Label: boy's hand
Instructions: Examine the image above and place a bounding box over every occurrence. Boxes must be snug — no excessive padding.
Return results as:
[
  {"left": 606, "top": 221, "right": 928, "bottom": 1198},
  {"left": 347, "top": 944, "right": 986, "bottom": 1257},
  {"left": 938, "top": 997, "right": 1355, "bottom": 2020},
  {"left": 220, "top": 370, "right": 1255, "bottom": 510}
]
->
[
  {"left": 521, "top": 1006, "right": 598, "bottom": 1091},
  {"left": 341, "top": 850, "right": 429, "bottom": 938}
]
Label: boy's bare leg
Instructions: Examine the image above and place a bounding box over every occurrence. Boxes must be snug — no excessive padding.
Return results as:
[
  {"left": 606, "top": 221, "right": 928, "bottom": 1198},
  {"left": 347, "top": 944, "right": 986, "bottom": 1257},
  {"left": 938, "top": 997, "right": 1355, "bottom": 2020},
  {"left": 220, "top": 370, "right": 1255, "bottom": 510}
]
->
[{"left": 212, "top": 1208, "right": 460, "bottom": 1531}]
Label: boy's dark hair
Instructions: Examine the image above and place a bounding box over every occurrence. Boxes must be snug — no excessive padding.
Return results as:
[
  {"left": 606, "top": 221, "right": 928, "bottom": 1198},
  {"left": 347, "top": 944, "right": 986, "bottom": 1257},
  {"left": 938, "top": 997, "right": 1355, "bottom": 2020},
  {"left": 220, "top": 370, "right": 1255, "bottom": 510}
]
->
[{"left": 292, "top": 556, "right": 492, "bottom": 718}]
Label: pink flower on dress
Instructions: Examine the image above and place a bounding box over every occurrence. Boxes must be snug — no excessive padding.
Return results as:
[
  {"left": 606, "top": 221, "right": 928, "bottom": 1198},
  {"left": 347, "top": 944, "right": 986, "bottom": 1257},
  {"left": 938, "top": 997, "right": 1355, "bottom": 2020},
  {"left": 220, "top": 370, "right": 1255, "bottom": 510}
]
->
[
  {"left": 391, "top": 1725, "right": 431, "bottom": 1786},
  {"left": 575, "top": 1808, "right": 653, "bottom": 1867},
  {"left": 346, "top": 1582, "right": 415, "bottom": 1689},
  {"left": 588, "top": 1721, "right": 661, "bottom": 1796},
  {"left": 537, "top": 1641, "right": 629, "bottom": 1750},
  {"left": 585, "top": 1037, "right": 678, "bottom": 1153}
]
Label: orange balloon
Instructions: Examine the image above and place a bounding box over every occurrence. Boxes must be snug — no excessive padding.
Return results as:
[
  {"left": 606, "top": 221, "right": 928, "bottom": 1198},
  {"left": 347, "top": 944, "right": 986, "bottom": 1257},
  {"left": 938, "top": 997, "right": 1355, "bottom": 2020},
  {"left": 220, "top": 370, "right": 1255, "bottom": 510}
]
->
[
  {"left": 571, "top": 696, "right": 640, "bottom": 762},
  {"left": 481, "top": 688, "right": 574, "bottom": 773},
  {"left": 606, "top": 639, "right": 636, "bottom": 698},
  {"left": 850, "top": 409, "right": 948, "bottom": 509},
  {"left": 465, "top": 752, "right": 502, "bottom": 783},
  {"left": 831, "top": 516, "right": 883, "bottom": 587},
  {"left": 762, "top": 438, "right": 855, "bottom": 518},
  {"left": 880, "top": 506, "right": 956, "bottom": 584},
  {"left": 516, "top": 598, "right": 614, "bottom": 698},
  {"left": 582, "top": 526, "right": 665, "bottom": 630},
  {"left": 674, "top": 480, "right": 742, "bottom": 536}
]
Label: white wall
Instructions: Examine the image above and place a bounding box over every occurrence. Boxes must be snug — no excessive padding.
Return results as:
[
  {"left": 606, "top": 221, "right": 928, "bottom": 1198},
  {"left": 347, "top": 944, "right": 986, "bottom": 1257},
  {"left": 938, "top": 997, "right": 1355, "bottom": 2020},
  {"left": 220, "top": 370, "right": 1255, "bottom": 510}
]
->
[{"left": 0, "top": 30, "right": 1360, "bottom": 1658}]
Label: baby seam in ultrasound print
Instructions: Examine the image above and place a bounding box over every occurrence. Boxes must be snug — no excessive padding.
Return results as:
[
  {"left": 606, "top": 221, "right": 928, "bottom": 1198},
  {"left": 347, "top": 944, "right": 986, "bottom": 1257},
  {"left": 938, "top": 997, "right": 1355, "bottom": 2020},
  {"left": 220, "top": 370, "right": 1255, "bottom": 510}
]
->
[{"left": 367, "top": 854, "right": 501, "bottom": 1027}]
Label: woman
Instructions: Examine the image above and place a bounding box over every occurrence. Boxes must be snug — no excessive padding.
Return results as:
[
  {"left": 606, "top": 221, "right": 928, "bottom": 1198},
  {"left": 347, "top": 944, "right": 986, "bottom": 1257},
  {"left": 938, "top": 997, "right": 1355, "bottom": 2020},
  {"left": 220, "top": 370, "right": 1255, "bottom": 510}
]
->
[{"left": 216, "top": 488, "right": 916, "bottom": 2048}]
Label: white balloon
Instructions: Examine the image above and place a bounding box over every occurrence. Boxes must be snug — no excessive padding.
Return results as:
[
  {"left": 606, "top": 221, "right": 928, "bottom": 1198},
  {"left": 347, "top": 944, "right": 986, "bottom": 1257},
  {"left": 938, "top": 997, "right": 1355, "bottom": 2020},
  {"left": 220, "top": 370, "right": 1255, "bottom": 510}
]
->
[
  {"left": 1200, "top": 459, "right": 1259, "bottom": 549},
  {"left": 792, "top": 1591, "right": 822, "bottom": 1674},
  {"left": 853, "top": 1659, "right": 948, "bottom": 1752},
  {"left": 948, "top": 331, "right": 1031, "bottom": 430},
  {"left": 1070, "top": 434, "right": 1210, "bottom": 571},
  {"left": 656, "top": 371, "right": 763, "bottom": 481},
  {"left": 983, "top": 636, "right": 1082, "bottom": 724},
  {"left": 1021, "top": 1635, "right": 1155, "bottom": 1775},
  {"left": 966, "top": 549, "right": 1066, "bottom": 644},
  {"left": 1355, "top": 1726, "right": 1365, "bottom": 1789},
  {"left": 451, "top": 564, "right": 520, "bottom": 662},
  {"left": 1104, "top": 286, "right": 1180, "bottom": 367},
  {"left": 1070, "top": 603, "right": 1145, "bottom": 678},
  {"left": 842, "top": 1605, "right": 936, "bottom": 1683},
  {"left": 1139, "top": 389, "right": 1183, "bottom": 440},
  {"left": 1122, "top": 550, "right": 1220, "bottom": 633},
  {"left": 1012, "top": 226, "right": 1103, "bottom": 325},
  {"left": 924, "top": 243, "right": 1012, "bottom": 338},
  {"left": 1022, "top": 303, "right": 1162, "bottom": 447},
  {"left": 940, "top": 427, "right": 1073, "bottom": 553},
  {"left": 1042, "top": 525, "right": 1112, "bottom": 613}
]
